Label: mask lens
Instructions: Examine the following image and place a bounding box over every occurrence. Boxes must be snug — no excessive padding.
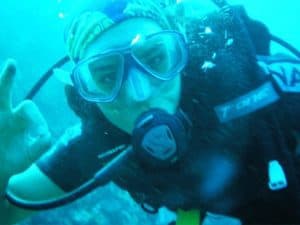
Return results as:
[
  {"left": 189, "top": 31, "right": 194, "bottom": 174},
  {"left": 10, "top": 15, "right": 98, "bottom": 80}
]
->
[
  {"left": 132, "top": 32, "right": 187, "bottom": 80},
  {"left": 74, "top": 53, "right": 124, "bottom": 102}
]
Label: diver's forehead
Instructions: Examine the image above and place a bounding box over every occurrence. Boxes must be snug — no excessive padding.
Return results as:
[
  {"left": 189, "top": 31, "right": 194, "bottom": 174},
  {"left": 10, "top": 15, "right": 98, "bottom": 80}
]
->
[{"left": 84, "top": 18, "right": 163, "bottom": 57}]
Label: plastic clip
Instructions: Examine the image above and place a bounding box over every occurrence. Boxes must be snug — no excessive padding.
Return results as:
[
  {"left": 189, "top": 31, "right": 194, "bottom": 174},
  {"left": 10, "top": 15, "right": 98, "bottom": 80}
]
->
[{"left": 268, "top": 160, "right": 288, "bottom": 191}]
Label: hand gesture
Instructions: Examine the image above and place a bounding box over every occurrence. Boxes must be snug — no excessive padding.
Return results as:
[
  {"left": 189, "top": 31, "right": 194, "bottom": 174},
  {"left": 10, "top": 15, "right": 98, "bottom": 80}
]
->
[{"left": 0, "top": 59, "right": 52, "bottom": 185}]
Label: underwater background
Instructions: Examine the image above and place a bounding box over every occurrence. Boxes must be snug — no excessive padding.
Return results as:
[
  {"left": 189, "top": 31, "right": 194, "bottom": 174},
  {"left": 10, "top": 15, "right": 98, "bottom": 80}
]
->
[{"left": 0, "top": 0, "right": 299, "bottom": 224}]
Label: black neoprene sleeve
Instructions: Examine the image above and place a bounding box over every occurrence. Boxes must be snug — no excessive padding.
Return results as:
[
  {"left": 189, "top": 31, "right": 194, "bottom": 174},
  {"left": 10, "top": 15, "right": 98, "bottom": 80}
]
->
[{"left": 36, "top": 119, "right": 131, "bottom": 192}]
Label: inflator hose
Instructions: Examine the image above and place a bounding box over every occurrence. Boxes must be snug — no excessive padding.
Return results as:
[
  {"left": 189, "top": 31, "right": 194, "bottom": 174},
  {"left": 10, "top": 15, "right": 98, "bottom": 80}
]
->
[
  {"left": 25, "top": 56, "right": 70, "bottom": 100},
  {"left": 5, "top": 146, "right": 133, "bottom": 210},
  {"left": 271, "top": 35, "right": 300, "bottom": 59}
]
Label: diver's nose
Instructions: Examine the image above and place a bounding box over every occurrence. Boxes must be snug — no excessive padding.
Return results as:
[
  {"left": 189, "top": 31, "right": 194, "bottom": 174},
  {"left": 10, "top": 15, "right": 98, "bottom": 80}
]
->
[{"left": 125, "top": 67, "right": 151, "bottom": 102}]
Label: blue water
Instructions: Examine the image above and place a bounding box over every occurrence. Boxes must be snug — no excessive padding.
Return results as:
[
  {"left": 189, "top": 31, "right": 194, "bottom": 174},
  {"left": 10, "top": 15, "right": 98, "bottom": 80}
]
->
[{"left": 0, "top": 0, "right": 299, "bottom": 224}]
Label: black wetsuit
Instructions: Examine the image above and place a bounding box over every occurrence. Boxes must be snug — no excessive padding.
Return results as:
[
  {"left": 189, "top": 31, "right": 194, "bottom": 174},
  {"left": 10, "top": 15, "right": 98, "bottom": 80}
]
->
[{"left": 36, "top": 8, "right": 300, "bottom": 224}]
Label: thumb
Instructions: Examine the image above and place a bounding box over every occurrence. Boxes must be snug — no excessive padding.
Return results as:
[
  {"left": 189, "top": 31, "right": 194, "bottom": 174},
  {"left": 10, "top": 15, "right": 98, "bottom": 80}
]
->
[{"left": 27, "top": 132, "right": 52, "bottom": 163}]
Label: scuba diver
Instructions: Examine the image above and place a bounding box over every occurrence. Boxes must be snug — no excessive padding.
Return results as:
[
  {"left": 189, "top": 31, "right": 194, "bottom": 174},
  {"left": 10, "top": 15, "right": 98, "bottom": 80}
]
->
[{"left": 1, "top": 0, "right": 300, "bottom": 224}]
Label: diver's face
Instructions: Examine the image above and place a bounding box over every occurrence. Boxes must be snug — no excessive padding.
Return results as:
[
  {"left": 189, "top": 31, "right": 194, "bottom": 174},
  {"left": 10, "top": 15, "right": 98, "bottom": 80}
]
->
[{"left": 82, "top": 18, "right": 181, "bottom": 133}]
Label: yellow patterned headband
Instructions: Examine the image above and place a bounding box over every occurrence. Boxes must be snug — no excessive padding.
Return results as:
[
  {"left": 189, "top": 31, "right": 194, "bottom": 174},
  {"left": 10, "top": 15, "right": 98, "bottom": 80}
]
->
[{"left": 66, "top": 0, "right": 173, "bottom": 62}]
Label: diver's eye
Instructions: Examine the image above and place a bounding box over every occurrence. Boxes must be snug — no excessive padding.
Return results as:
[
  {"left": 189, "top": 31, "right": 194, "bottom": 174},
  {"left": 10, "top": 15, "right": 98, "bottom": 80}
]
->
[
  {"left": 99, "top": 74, "right": 115, "bottom": 84},
  {"left": 147, "top": 50, "right": 167, "bottom": 64},
  {"left": 89, "top": 62, "right": 117, "bottom": 75},
  {"left": 88, "top": 55, "right": 121, "bottom": 86},
  {"left": 91, "top": 70, "right": 116, "bottom": 85},
  {"left": 135, "top": 44, "right": 169, "bottom": 72}
]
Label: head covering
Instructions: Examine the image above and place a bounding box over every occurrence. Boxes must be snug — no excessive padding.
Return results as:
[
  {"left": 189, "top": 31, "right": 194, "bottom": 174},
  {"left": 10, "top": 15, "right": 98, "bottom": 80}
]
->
[{"left": 65, "top": 0, "right": 174, "bottom": 61}]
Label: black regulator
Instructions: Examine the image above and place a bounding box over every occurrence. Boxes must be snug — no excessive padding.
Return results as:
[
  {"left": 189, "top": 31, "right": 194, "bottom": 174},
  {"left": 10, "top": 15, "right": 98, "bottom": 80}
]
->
[{"left": 132, "top": 108, "right": 192, "bottom": 168}]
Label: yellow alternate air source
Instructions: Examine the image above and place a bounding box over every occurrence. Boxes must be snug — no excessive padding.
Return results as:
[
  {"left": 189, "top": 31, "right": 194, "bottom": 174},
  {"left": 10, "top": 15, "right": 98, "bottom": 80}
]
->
[{"left": 176, "top": 209, "right": 201, "bottom": 225}]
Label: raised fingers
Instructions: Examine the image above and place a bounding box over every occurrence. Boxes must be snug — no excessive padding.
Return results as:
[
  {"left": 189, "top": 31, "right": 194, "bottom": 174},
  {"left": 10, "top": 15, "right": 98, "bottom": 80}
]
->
[
  {"left": 13, "top": 99, "right": 52, "bottom": 159},
  {"left": 0, "top": 59, "right": 17, "bottom": 111}
]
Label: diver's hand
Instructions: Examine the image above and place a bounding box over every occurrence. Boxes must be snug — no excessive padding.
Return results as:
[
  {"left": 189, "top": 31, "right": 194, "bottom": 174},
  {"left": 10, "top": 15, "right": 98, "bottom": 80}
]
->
[{"left": 0, "top": 59, "right": 52, "bottom": 189}]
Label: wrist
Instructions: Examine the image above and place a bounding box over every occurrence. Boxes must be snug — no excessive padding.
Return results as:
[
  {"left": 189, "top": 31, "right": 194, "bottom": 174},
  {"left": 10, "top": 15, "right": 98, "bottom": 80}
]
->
[{"left": 0, "top": 174, "right": 9, "bottom": 196}]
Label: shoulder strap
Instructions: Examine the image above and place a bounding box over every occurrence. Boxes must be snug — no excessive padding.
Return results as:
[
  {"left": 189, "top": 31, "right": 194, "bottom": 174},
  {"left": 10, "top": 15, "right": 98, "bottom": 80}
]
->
[
  {"left": 257, "top": 54, "right": 300, "bottom": 94},
  {"left": 214, "top": 81, "right": 280, "bottom": 123}
]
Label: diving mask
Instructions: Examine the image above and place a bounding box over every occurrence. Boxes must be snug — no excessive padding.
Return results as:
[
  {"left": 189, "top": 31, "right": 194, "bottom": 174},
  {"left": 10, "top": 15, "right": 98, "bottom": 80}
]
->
[{"left": 71, "top": 30, "right": 188, "bottom": 102}]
